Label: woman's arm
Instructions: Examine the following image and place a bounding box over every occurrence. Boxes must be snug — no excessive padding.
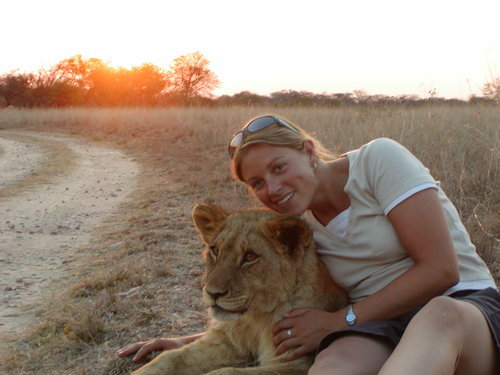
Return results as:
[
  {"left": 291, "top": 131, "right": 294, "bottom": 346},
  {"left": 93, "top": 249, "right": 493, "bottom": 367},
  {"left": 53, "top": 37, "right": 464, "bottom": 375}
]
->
[
  {"left": 273, "top": 188, "right": 459, "bottom": 360},
  {"left": 116, "top": 332, "right": 205, "bottom": 362},
  {"left": 354, "top": 188, "right": 459, "bottom": 319}
]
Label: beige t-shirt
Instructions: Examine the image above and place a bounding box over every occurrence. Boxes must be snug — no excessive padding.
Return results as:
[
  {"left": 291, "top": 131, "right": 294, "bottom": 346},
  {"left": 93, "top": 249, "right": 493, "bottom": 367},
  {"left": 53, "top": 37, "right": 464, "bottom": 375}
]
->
[{"left": 304, "top": 138, "right": 495, "bottom": 303}]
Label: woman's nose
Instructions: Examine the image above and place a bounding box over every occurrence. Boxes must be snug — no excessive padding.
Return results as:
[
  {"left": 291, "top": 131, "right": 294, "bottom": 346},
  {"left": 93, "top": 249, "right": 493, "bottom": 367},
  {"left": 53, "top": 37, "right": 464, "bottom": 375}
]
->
[{"left": 267, "top": 177, "right": 282, "bottom": 195}]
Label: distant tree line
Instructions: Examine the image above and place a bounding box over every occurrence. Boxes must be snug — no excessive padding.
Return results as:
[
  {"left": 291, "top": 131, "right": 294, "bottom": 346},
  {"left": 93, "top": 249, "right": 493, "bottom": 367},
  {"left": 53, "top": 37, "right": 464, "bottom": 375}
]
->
[
  {"left": 216, "top": 90, "right": 495, "bottom": 107},
  {"left": 213, "top": 82, "right": 498, "bottom": 107},
  {"left": 0, "top": 52, "right": 498, "bottom": 108}
]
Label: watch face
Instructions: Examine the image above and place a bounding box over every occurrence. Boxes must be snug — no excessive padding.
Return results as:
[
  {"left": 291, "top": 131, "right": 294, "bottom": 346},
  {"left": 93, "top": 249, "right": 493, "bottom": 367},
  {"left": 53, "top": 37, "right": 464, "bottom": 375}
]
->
[{"left": 346, "top": 313, "right": 356, "bottom": 325}]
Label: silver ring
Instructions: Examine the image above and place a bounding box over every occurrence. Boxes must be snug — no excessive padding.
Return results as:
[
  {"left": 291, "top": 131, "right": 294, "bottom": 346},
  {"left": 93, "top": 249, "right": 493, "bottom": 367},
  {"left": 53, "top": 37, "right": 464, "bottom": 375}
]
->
[{"left": 287, "top": 328, "right": 292, "bottom": 338}]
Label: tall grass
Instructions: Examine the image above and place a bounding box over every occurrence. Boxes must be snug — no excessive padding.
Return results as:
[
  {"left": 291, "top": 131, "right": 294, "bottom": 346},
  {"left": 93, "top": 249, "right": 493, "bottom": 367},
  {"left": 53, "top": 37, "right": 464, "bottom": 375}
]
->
[{"left": 0, "top": 104, "right": 498, "bottom": 374}]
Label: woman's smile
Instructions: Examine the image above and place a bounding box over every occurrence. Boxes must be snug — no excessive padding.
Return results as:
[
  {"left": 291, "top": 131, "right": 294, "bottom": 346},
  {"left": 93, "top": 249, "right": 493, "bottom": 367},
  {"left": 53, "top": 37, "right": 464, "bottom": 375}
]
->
[
  {"left": 240, "top": 144, "right": 318, "bottom": 215},
  {"left": 277, "top": 192, "right": 294, "bottom": 206}
]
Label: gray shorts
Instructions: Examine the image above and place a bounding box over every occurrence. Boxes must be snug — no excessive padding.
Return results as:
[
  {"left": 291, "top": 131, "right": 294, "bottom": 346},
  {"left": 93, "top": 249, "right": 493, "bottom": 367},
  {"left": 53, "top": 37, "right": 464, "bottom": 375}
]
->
[{"left": 317, "top": 288, "right": 500, "bottom": 354}]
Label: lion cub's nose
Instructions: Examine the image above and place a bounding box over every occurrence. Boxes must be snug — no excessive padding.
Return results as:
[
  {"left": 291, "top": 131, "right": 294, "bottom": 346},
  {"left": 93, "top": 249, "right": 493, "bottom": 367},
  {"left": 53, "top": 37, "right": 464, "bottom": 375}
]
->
[{"left": 206, "top": 289, "right": 228, "bottom": 301}]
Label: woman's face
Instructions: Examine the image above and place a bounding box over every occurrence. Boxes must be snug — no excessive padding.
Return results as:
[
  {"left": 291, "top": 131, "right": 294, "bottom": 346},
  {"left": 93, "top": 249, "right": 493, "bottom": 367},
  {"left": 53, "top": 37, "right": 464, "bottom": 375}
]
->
[{"left": 239, "top": 143, "right": 318, "bottom": 216}]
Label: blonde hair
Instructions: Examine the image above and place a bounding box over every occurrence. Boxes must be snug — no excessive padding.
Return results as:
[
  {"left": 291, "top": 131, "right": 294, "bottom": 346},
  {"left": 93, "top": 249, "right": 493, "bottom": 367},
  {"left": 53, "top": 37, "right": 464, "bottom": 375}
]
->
[{"left": 230, "top": 114, "right": 335, "bottom": 182}]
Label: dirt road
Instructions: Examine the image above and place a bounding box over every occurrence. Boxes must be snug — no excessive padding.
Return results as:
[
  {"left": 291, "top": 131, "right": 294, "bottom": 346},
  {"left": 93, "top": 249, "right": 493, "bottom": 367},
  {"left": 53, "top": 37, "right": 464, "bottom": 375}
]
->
[{"left": 0, "top": 131, "right": 139, "bottom": 337}]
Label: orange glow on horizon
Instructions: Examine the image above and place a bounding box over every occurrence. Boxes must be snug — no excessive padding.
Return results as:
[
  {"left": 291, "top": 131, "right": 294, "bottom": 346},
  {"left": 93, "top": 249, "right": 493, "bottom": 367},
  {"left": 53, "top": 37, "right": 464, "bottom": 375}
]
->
[{"left": 0, "top": 0, "right": 498, "bottom": 99}]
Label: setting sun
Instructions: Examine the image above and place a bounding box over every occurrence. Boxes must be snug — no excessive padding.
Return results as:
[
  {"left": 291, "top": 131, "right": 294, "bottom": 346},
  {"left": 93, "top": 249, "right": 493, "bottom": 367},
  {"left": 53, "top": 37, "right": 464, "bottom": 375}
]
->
[{"left": 1, "top": 0, "right": 499, "bottom": 99}]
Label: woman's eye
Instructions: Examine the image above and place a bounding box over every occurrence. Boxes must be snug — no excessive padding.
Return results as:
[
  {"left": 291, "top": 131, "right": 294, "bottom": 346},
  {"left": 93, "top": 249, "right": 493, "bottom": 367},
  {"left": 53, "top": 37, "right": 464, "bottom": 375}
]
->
[
  {"left": 274, "top": 164, "right": 285, "bottom": 173},
  {"left": 252, "top": 180, "right": 263, "bottom": 189}
]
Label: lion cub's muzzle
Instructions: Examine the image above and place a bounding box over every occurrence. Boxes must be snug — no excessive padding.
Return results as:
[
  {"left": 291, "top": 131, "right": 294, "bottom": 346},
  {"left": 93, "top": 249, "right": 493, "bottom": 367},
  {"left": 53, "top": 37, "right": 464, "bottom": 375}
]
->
[{"left": 203, "top": 287, "right": 249, "bottom": 320}]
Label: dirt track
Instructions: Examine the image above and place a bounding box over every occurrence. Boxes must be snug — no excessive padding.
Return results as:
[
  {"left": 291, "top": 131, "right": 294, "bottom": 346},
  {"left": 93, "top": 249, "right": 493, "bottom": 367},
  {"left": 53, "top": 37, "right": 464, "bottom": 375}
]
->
[{"left": 0, "top": 131, "right": 139, "bottom": 337}]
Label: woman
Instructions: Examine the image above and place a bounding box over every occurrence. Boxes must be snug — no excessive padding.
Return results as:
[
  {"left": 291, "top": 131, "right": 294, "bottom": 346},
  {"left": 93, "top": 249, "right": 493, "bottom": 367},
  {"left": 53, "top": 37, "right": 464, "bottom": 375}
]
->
[{"left": 118, "top": 115, "right": 499, "bottom": 374}]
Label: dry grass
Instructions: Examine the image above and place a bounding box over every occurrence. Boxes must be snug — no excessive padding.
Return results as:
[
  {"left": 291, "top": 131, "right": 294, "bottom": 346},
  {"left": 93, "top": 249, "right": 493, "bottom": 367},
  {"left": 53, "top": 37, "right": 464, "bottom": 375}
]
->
[{"left": 0, "top": 104, "right": 498, "bottom": 374}]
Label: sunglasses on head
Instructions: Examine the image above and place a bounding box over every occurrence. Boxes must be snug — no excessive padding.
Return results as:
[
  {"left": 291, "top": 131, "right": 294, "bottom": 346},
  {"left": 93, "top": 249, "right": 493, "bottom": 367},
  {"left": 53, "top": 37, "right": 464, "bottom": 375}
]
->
[{"left": 228, "top": 115, "right": 299, "bottom": 158}]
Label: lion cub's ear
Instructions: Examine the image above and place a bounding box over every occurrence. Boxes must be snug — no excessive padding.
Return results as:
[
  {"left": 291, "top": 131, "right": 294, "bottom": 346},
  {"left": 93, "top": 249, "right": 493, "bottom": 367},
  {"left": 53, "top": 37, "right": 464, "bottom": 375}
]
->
[
  {"left": 192, "top": 203, "right": 229, "bottom": 244},
  {"left": 266, "top": 215, "right": 312, "bottom": 257}
]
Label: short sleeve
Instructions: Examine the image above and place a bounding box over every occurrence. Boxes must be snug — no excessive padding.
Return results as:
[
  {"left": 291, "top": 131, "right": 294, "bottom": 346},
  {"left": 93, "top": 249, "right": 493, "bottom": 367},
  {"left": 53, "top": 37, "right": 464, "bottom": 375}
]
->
[{"left": 361, "top": 138, "right": 437, "bottom": 211}]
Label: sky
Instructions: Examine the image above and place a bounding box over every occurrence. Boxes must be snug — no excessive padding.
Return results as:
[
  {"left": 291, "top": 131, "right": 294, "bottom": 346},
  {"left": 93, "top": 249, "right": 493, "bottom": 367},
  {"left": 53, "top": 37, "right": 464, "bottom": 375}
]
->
[{"left": 1, "top": 0, "right": 498, "bottom": 99}]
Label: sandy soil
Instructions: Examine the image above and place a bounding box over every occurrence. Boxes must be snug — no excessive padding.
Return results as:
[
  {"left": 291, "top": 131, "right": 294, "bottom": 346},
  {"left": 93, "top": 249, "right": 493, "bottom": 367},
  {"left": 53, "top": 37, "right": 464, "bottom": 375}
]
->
[{"left": 0, "top": 131, "right": 139, "bottom": 337}]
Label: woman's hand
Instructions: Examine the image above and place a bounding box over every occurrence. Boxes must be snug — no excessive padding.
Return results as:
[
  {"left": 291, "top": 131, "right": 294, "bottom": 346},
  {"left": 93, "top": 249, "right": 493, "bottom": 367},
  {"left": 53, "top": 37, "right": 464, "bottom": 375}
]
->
[
  {"left": 116, "top": 338, "right": 182, "bottom": 362},
  {"left": 272, "top": 308, "right": 343, "bottom": 361},
  {"left": 116, "top": 333, "right": 204, "bottom": 362}
]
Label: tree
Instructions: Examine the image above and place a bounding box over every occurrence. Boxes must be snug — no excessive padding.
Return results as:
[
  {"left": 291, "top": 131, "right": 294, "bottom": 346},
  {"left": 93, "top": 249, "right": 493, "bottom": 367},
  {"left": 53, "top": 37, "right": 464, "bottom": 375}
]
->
[
  {"left": 126, "top": 63, "right": 166, "bottom": 105},
  {"left": 166, "top": 51, "right": 220, "bottom": 103},
  {"left": 50, "top": 56, "right": 121, "bottom": 106},
  {"left": 219, "top": 91, "right": 266, "bottom": 106},
  {"left": 0, "top": 71, "right": 33, "bottom": 106},
  {"left": 352, "top": 89, "right": 368, "bottom": 103},
  {"left": 86, "top": 64, "right": 122, "bottom": 106},
  {"left": 50, "top": 54, "right": 90, "bottom": 89}
]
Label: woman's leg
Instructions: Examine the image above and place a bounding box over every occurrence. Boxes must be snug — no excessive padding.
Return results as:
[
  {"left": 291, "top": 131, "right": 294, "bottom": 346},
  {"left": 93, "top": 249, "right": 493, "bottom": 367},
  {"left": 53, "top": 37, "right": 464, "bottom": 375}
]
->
[
  {"left": 308, "top": 334, "right": 393, "bottom": 375},
  {"left": 378, "top": 296, "right": 498, "bottom": 375}
]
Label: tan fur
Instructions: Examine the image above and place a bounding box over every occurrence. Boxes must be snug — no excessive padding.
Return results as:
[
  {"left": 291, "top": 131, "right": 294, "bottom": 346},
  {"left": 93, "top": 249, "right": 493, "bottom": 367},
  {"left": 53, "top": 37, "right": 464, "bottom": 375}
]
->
[{"left": 133, "top": 204, "right": 347, "bottom": 375}]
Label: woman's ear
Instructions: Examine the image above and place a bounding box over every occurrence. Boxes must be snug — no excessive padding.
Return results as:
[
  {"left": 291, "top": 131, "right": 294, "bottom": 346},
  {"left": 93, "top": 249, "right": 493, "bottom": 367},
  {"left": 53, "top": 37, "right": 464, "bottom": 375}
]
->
[{"left": 302, "top": 140, "right": 317, "bottom": 167}]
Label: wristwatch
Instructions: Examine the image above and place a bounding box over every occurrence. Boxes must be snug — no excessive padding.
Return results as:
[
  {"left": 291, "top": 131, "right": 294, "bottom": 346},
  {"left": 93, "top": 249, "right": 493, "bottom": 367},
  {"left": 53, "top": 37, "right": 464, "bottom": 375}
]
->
[{"left": 345, "top": 304, "right": 357, "bottom": 326}]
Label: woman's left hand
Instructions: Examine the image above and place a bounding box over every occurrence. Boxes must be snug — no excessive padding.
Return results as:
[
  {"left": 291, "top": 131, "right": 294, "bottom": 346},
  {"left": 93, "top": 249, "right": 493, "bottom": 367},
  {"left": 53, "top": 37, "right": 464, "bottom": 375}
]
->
[{"left": 272, "top": 308, "right": 340, "bottom": 361}]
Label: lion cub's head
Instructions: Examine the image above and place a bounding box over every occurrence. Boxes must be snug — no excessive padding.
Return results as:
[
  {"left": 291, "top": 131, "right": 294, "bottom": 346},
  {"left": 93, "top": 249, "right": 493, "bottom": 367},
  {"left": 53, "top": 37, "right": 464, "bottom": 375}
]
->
[{"left": 192, "top": 203, "right": 314, "bottom": 322}]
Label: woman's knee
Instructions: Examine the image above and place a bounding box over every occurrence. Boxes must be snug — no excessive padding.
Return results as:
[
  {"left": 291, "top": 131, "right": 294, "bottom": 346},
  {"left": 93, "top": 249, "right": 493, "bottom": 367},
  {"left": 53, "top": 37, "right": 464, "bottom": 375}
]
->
[
  {"left": 308, "top": 334, "right": 393, "bottom": 375},
  {"left": 308, "top": 342, "right": 355, "bottom": 375},
  {"left": 415, "top": 296, "right": 464, "bottom": 334},
  {"left": 405, "top": 296, "right": 497, "bottom": 375}
]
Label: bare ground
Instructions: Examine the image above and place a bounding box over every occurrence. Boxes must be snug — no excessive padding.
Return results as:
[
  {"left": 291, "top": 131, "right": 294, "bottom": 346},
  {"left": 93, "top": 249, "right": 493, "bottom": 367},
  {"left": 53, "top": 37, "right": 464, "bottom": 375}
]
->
[{"left": 0, "top": 131, "right": 139, "bottom": 337}]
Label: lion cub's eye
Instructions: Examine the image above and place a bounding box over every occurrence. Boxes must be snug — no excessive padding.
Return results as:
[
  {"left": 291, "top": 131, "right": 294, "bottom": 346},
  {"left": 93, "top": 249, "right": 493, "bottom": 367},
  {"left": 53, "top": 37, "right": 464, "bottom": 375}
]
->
[
  {"left": 242, "top": 251, "right": 258, "bottom": 264},
  {"left": 209, "top": 245, "right": 219, "bottom": 260}
]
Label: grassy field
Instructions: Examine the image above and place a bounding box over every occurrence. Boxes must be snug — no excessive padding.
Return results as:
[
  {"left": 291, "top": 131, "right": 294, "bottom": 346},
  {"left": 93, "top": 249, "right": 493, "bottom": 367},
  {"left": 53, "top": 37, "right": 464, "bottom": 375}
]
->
[{"left": 0, "top": 104, "right": 498, "bottom": 374}]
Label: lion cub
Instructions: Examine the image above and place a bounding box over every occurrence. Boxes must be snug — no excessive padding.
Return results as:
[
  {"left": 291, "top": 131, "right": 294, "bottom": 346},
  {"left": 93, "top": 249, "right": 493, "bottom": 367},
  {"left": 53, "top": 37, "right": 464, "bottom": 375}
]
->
[{"left": 133, "top": 204, "right": 347, "bottom": 375}]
